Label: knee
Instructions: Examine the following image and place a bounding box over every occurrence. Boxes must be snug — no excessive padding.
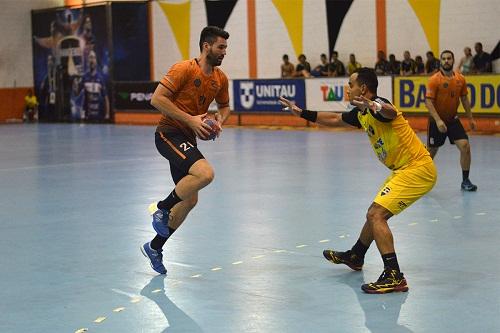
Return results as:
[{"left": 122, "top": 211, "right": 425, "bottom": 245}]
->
[
  {"left": 462, "top": 142, "right": 471, "bottom": 153},
  {"left": 366, "top": 209, "right": 387, "bottom": 226},
  {"left": 185, "top": 196, "right": 198, "bottom": 209},
  {"left": 198, "top": 167, "right": 215, "bottom": 186}
]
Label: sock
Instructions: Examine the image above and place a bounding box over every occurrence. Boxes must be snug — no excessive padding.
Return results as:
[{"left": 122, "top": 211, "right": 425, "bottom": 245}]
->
[
  {"left": 382, "top": 252, "right": 400, "bottom": 272},
  {"left": 462, "top": 170, "right": 470, "bottom": 182},
  {"left": 351, "top": 239, "right": 369, "bottom": 257},
  {"left": 150, "top": 227, "right": 177, "bottom": 250},
  {"left": 157, "top": 189, "right": 182, "bottom": 211}
]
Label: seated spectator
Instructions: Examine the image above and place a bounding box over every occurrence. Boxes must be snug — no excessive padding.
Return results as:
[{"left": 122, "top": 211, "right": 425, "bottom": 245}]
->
[
  {"left": 347, "top": 53, "right": 361, "bottom": 75},
  {"left": 458, "top": 47, "right": 474, "bottom": 74},
  {"left": 400, "top": 50, "right": 416, "bottom": 75},
  {"left": 311, "top": 53, "right": 329, "bottom": 77},
  {"left": 473, "top": 42, "right": 492, "bottom": 73},
  {"left": 374, "top": 50, "right": 389, "bottom": 75},
  {"left": 24, "top": 89, "right": 39, "bottom": 122},
  {"left": 425, "top": 51, "right": 440, "bottom": 74},
  {"left": 415, "top": 55, "right": 425, "bottom": 74},
  {"left": 388, "top": 54, "right": 401, "bottom": 75},
  {"left": 328, "top": 51, "right": 346, "bottom": 77},
  {"left": 295, "top": 54, "right": 311, "bottom": 77},
  {"left": 281, "top": 54, "right": 295, "bottom": 78}
]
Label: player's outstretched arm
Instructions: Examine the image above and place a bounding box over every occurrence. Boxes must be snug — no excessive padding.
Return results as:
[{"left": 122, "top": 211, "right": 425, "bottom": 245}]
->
[{"left": 279, "top": 96, "right": 344, "bottom": 127}]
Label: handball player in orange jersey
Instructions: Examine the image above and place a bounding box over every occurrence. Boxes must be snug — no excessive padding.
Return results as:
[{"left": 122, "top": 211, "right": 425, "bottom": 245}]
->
[
  {"left": 425, "top": 50, "right": 477, "bottom": 191},
  {"left": 141, "top": 26, "right": 230, "bottom": 274}
]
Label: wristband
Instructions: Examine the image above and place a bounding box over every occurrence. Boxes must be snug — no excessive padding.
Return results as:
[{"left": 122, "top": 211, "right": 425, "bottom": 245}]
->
[{"left": 300, "top": 109, "right": 318, "bottom": 122}]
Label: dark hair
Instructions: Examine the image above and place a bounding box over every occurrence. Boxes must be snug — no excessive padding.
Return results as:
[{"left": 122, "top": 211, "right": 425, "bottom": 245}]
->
[
  {"left": 199, "top": 26, "right": 229, "bottom": 52},
  {"left": 332, "top": 51, "right": 338, "bottom": 56},
  {"left": 440, "top": 50, "right": 454, "bottom": 60},
  {"left": 321, "top": 53, "right": 327, "bottom": 58},
  {"left": 283, "top": 54, "right": 289, "bottom": 60},
  {"left": 355, "top": 67, "right": 378, "bottom": 93}
]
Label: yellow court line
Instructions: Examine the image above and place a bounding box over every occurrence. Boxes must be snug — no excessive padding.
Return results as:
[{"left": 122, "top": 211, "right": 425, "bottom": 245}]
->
[
  {"left": 191, "top": 274, "right": 202, "bottom": 278},
  {"left": 152, "top": 289, "right": 162, "bottom": 293},
  {"left": 273, "top": 249, "right": 286, "bottom": 253},
  {"left": 408, "top": 222, "right": 418, "bottom": 226},
  {"left": 211, "top": 267, "right": 222, "bottom": 271},
  {"left": 296, "top": 244, "right": 308, "bottom": 248},
  {"left": 319, "top": 239, "right": 330, "bottom": 243},
  {"left": 252, "top": 255, "right": 266, "bottom": 259},
  {"left": 113, "top": 307, "right": 125, "bottom": 312},
  {"left": 94, "top": 316, "right": 106, "bottom": 323},
  {"left": 232, "top": 261, "right": 243, "bottom": 265},
  {"left": 130, "top": 297, "right": 142, "bottom": 303},
  {"left": 75, "top": 329, "right": 88, "bottom": 333}
]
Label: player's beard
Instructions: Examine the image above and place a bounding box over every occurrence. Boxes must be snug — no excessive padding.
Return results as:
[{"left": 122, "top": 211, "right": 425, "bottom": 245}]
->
[
  {"left": 207, "top": 49, "right": 223, "bottom": 67},
  {"left": 442, "top": 62, "right": 453, "bottom": 72}
]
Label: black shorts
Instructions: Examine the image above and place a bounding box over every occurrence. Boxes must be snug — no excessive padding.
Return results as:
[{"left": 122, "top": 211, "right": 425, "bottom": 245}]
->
[
  {"left": 427, "top": 117, "right": 468, "bottom": 148},
  {"left": 155, "top": 131, "right": 205, "bottom": 184}
]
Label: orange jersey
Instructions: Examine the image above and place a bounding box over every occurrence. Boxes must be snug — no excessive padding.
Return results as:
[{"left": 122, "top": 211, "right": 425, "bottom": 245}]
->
[
  {"left": 426, "top": 70, "right": 468, "bottom": 122},
  {"left": 156, "top": 59, "right": 229, "bottom": 138}
]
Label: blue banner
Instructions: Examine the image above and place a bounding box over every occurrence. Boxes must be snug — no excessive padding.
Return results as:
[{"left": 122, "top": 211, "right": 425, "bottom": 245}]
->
[{"left": 233, "top": 79, "right": 306, "bottom": 112}]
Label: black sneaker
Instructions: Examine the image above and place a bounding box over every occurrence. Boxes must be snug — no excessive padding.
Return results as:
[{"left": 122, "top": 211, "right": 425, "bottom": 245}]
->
[
  {"left": 361, "top": 269, "right": 408, "bottom": 294},
  {"left": 323, "top": 249, "right": 364, "bottom": 271},
  {"left": 461, "top": 179, "right": 478, "bottom": 191}
]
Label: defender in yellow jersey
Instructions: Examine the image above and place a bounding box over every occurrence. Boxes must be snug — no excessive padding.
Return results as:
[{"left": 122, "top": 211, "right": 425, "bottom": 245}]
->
[{"left": 280, "top": 68, "right": 437, "bottom": 294}]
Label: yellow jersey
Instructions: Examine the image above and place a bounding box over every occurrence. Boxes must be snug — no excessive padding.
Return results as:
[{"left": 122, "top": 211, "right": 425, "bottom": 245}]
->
[{"left": 342, "top": 96, "right": 431, "bottom": 170}]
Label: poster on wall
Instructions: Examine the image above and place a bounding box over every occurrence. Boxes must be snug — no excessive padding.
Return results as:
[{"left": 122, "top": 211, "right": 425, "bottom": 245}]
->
[{"left": 32, "top": 6, "right": 110, "bottom": 122}]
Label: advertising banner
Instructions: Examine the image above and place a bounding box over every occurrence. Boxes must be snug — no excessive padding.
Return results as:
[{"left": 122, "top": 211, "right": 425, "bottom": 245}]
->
[
  {"left": 394, "top": 75, "right": 500, "bottom": 114},
  {"left": 114, "top": 82, "right": 157, "bottom": 110},
  {"left": 305, "top": 76, "right": 392, "bottom": 111},
  {"left": 232, "top": 79, "right": 306, "bottom": 112}
]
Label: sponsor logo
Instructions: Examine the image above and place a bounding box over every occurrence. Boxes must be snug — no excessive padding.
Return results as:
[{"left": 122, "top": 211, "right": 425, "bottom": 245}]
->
[
  {"left": 320, "top": 85, "right": 346, "bottom": 101},
  {"left": 239, "top": 81, "right": 297, "bottom": 109},
  {"left": 130, "top": 92, "right": 153, "bottom": 102},
  {"left": 398, "top": 201, "right": 408, "bottom": 209}
]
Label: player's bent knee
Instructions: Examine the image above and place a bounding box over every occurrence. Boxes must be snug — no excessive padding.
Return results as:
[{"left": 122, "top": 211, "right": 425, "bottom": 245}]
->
[{"left": 185, "top": 196, "right": 198, "bottom": 209}]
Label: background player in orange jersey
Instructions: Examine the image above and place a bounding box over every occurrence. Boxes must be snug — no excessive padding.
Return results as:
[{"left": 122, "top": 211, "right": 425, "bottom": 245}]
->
[
  {"left": 425, "top": 50, "right": 478, "bottom": 191},
  {"left": 141, "top": 26, "right": 230, "bottom": 274}
]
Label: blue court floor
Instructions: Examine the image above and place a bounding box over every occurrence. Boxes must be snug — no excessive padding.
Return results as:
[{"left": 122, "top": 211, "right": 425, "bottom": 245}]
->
[{"left": 1, "top": 123, "right": 499, "bottom": 333}]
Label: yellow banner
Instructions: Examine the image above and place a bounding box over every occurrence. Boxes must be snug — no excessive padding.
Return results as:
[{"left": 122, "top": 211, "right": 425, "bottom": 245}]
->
[
  {"left": 272, "top": 0, "right": 303, "bottom": 57},
  {"left": 158, "top": 0, "right": 191, "bottom": 60},
  {"left": 394, "top": 75, "right": 500, "bottom": 114},
  {"left": 408, "top": 0, "right": 440, "bottom": 56}
]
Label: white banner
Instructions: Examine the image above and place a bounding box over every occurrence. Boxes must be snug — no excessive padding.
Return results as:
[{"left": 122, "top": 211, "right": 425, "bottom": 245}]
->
[{"left": 305, "top": 76, "right": 393, "bottom": 111}]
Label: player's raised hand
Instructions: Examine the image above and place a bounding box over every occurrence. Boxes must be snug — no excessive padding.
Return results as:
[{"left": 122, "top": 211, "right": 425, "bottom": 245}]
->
[
  {"left": 352, "top": 96, "right": 377, "bottom": 112},
  {"left": 279, "top": 96, "right": 302, "bottom": 116}
]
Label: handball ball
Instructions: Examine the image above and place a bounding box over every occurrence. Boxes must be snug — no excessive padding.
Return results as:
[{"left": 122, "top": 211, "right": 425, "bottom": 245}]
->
[{"left": 200, "top": 118, "right": 219, "bottom": 141}]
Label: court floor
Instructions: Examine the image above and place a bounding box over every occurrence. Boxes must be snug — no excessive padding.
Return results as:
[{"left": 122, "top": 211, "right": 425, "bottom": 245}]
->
[{"left": 1, "top": 123, "right": 499, "bottom": 333}]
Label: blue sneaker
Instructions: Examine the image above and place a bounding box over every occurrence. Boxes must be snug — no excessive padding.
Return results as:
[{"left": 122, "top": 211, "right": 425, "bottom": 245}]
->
[
  {"left": 141, "top": 242, "right": 167, "bottom": 274},
  {"left": 461, "top": 179, "right": 478, "bottom": 191},
  {"left": 152, "top": 208, "right": 170, "bottom": 237}
]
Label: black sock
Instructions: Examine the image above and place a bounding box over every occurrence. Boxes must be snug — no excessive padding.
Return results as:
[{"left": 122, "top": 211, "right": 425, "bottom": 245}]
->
[
  {"left": 157, "top": 189, "right": 182, "bottom": 211},
  {"left": 462, "top": 170, "right": 470, "bottom": 182},
  {"left": 382, "top": 252, "right": 400, "bottom": 272},
  {"left": 351, "top": 239, "right": 369, "bottom": 257},
  {"left": 150, "top": 227, "right": 177, "bottom": 250}
]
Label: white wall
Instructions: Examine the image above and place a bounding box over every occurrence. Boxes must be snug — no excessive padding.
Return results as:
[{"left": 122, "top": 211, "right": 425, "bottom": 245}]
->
[
  {"left": 153, "top": 0, "right": 499, "bottom": 80},
  {"left": 0, "top": 0, "right": 63, "bottom": 88},
  {"left": 2, "top": 0, "right": 498, "bottom": 88}
]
